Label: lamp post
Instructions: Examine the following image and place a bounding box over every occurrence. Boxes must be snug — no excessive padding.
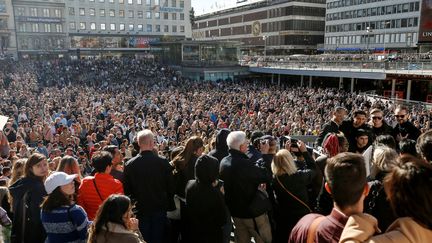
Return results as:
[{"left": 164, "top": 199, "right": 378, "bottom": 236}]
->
[
  {"left": 366, "top": 26, "right": 372, "bottom": 55},
  {"left": 262, "top": 35, "right": 267, "bottom": 60}
]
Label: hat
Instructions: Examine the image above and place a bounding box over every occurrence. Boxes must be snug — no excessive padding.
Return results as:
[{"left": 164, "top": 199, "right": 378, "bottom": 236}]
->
[
  {"left": 44, "top": 172, "right": 77, "bottom": 194},
  {"left": 251, "top": 130, "right": 264, "bottom": 144}
]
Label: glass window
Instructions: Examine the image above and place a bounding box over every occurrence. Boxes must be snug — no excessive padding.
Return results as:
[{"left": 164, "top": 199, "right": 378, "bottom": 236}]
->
[
  {"left": 129, "top": 24, "right": 134, "bottom": 31},
  {"left": 180, "top": 0, "right": 184, "bottom": 8},
  {"left": 156, "top": 24, "right": 160, "bottom": 32},
  {"left": 155, "top": 0, "right": 159, "bottom": 5},
  {"left": 90, "top": 22, "right": 96, "bottom": 30},
  {"left": 147, "top": 24, "right": 152, "bottom": 32},
  {"left": 110, "top": 23, "right": 116, "bottom": 30},
  {"left": 69, "top": 8, "right": 75, "bottom": 16},
  {"left": 109, "top": 9, "right": 115, "bottom": 17},
  {"left": 155, "top": 12, "right": 160, "bottom": 19},
  {"left": 100, "top": 9, "right": 105, "bottom": 16},
  {"left": 32, "top": 23, "right": 39, "bottom": 32},
  {"left": 89, "top": 8, "right": 95, "bottom": 16},
  {"left": 44, "top": 23, "right": 51, "bottom": 32},
  {"left": 30, "top": 8, "right": 38, "bottom": 17},
  {"left": 119, "top": 10, "right": 125, "bottom": 17},
  {"left": 164, "top": 25, "right": 169, "bottom": 32},
  {"left": 54, "top": 9, "right": 61, "bottom": 17},
  {"left": 180, "top": 25, "right": 184, "bottom": 32},
  {"left": 119, "top": 0, "right": 124, "bottom": 3},
  {"left": 99, "top": 0, "right": 105, "bottom": 2},
  {"left": 128, "top": 10, "right": 134, "bottom": 18},
  {"left": 146, "top": 0, "right": 151, "bottom": 5},
  {"left": 79, "top": 8, "right": 85, "bottom": 16},
  {"left": 101, "top": 23, "right": 106, "bottom": 30},
  {"left": 137, "top": 0, "right": 142, "bottom": 4},
  {"left": 164, "top": 12, "right": 168, "bottom": 19},
  {"left": 128, "top": 0, "right": 133, "bottom": 4},
  {"left": 171, "top": 13, "right": 176, "bottom": 20},
  {"left": 180, "top": 13, "right": 184, "bottom": 20},
  {"left": 17, "top": 7, "right": 25, "bottom": 16},
  {"left": 172, "top": 25, "right": 176, "bottom": 32},
  {"left": 138, "top": 24, "right": 143, "bottom": 31},
  {"left": 89, "top": 0, "right": 95, "bottom": 2},
  {"left": 171, "top": 0, "right": 175, "bottom": 7},
  {"left": 69, "top": 22, "right": 76, "bottom": 30},
  {"left": 120, "top": 23, "right": 125, "bottom": 30},
  {"left": 146, "top": 11, "right": 151, "bottom": 19},
  {"left": 138, "top": 11, "right": 143, "bottom": 18},
  {"left": 80, "top": 22, "right": 86, "bottom": 30}
]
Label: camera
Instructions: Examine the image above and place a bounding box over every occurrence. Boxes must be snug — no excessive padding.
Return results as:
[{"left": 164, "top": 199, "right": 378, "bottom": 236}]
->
[{"left": 285, "top": 136, "right": 298, "bottom": 148}]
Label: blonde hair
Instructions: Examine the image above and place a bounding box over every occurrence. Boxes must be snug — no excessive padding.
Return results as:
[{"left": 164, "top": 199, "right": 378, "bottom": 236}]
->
[
  {"left": 370, "top": 146, "right": 399, "bottom": 179},
  {"left": 9, "top": 159, "right": 26, "bottom": 186},
  {"left": 271, "top": 149, "right": 298, "bottom": 176}
]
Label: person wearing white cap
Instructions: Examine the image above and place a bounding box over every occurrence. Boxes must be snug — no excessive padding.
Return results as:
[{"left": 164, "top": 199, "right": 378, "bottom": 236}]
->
[{"left": 41, "top": 171, "right": 90, "bottom": 243}]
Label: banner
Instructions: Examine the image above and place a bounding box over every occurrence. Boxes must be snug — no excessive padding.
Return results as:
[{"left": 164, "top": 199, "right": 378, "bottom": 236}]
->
[{"left": 419, "top": 0, "right": 432, "bottom": 43}]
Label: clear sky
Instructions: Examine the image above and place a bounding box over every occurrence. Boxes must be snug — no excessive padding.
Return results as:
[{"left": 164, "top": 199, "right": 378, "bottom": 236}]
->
[{"left": 192, "top": 0, "right": 263, "bottom": 16}]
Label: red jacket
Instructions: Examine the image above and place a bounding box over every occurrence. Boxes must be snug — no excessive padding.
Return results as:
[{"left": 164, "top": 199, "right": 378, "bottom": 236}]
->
[{"left": 77, "top": 173, "right": 123, "bottom": 220}]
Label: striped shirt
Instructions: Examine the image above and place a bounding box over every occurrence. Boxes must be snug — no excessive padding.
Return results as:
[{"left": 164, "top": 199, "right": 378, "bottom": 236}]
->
[{"left": 41, "top": 204, "right": 90, "bottom": 243}]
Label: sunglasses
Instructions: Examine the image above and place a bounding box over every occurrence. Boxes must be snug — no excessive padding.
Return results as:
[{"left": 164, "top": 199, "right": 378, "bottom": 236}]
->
[
  {"left": 395, "top": 115, "right": 406, "bottom": 118},
  {"left": 372, "top": 117, "right": 382, "bottom": 120}
]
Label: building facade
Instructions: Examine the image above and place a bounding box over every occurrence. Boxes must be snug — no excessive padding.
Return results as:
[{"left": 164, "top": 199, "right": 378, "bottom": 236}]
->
[
  {"left": 65, "top": 0, "right": 191, "bottom": 57},
  {"left": 12, "top": 0, "right": 68, "bottom": 58},
  {"left": 0, "top": 0, "right": 17, "bottom": 58},
  {"left": 324, "top": 0, "right": 422, "bottom": 52},
  {"left": 192, "top": 0, "right": 326, "bottom": 55}
]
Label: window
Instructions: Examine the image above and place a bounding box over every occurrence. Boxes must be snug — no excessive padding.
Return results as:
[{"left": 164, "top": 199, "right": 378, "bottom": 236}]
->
[
  {"left": 109, "top": 0, "right": 114, "bottom": 2},
  {"left": 137, "top": 0, "right": 142, "bottom": 4},
  {"left": 155, "top": 0, "right": 159, "bottom": 5},
  {"left": 109, "top": 9, "right": 115, "bottom": 17},
  {"left": 128, "top": 0, "right": 133, "bottom": 4},
  {"left": 164, "top": 25, "right": 169, "bottom": 32},
  {"left": 100, "top": 9, "right": 105, "bottom": 16},
  {"left": 79, "top": 8, "right": 85, "bottom": 16},
  {"left": 137, "top": 11, "right": 143, "bottom": 18},
  {"left": 138, "top": 24, "right": 143, "bottom": 31},
  {"left": 90, "top": 22, "right": 96, "bottom": 30},
  {"left": 171, "top": 13, "right": 176, "bottom": 20},
  {"left": 54, "top": 9, "right": 61, "bottom": 17},
  {"left": 17, "top": 7, "right": 25, "bottom": 16},
  {"left": 89, "top": 8, "right": 95, "bottom": 16},
  {"left": 69, "top": 22, "right": 76, "bottom": 30},
  {"left": 30, "top": 8, "right": 38, "bottom": 17},
  {"left": 44, "top": 23, "right": 51, "bottom": 32},
  {"left": 90, "top": 0, "right": 95, "bottom": 2},
  {"left": 180, "top": 25, "right": 184, "bottom": 32},
  {"left": 146, "top": 0, "right": 151, "bottom": 5},
  {"left": 172, "top": 25, "right": 176, "bottom": 32},
  {"left": 180, "top": 13, "right": 184, "bottom": 20},
  {"left": 147, "top": 24, "right": 152, "bottom": 32},
  {"left": 146, "top": 11, "right": 151, "bottom": 19},
  {"left": 101, "top": 23, "right": 106, "bottom": 30},
  {"left": 128, "top": 10, "right": 134, "bottom": 18},
  {"left": 18, "top": 23, "right": 26, "bottom": 32},
  {"left": 171, "top": 0, "right": 175, "bottom": 7},
  {"left": 110, "top": 23, "right": 116, "bottom": 30},
  {"left": 155, "top": 12, "right": 160, "bottom": 19},
  {"left": 129, "top": 24, "right": 134, "bottom": 31},
  {"left": 80, "top": 22, "right": 86, "bottom": 30},
  {"left": 32, "top": 23, "right": 39, "bottom": 32},
  {"left": 119, "top": 10, "right": 125, "bottom": 17},
  {"left": 119, "top": 0, "right": 124, "bottom": 3},
  {"left": 180, "top": 0, "right": 184, "bottom": 8},
  {"left": 99, "top": 0, "right": 105, "bottom": 2},
  {"left": 120, "top": 23, "right": 125, "bottom": 30},
  {"left": 69, "top": 7, "right": 75, "bottom": 16},
  {"left": 155, "top": 24, "right": 160, "bottom": 32},
  {"left": 164, "top": 13, "right": 168, "bottom": 19}
]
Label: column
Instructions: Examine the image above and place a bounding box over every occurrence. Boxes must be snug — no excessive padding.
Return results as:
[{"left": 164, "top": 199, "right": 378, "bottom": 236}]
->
[
  {"left": 300, "top": 75, "right": 304, "bottom": 87},
  {"left": 339, "top": 77, "right": 343, "bottom": 89},
  {"left": 391, "top": 79, "right": 396, "bottom": 98},
  {"left": 271, "top": 74, "right": 274, "bottom": 84},
  {"left": 278, "top": 74, "right": 281, "bottom": 86},
  {"left": 406, "top": 80, "right": 412, "bottom": 101},
  {"left": 350, "top": 78, "right": 355, "bottom": 93},
  {"left": 309, "top": 76, "right": 312, "bottom": 88}
]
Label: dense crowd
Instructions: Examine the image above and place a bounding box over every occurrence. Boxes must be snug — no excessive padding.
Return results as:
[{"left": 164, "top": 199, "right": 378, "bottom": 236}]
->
[{"left": 0, "top": 58, "right": 432, "bottom": 243}]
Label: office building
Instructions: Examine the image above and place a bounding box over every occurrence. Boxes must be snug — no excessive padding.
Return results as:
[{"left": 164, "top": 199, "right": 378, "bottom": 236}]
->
[{"left": 0, "top": 0, "right": 17, "bottom": 58}]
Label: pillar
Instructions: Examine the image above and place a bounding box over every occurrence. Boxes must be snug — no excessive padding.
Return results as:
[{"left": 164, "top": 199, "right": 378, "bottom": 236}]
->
[
  {"left": 278, "top": 74, "right": 281, "bottom": 86},
  {"left": 339, "top": 77, "right": 343, "bottom": 89},
  {"left": 406, "top": 80, "right": 412, "bottom": 101},
  {"left": 391, "top": 79, "right": 396, "bottom": 98},
  {"left": 300, "top": 75, "right": 304, "bottom": 87},
  {"left": 309, "top": 76, "right": 312, "bottom": 88},
  {"left": 271, "top": 74, "right": 274, "bottom": 84},
  {"left": 350, "top": 78, "right": 355, "bottom": 93}
]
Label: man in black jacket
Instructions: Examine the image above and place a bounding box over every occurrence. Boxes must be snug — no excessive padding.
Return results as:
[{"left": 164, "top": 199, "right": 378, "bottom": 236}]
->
[
  {"left": 208, "top": 129, "right": 231, "bottom": 163},
  {"left": 220, "top": 131, "right": 272, "bottom": 243},
  {"left": 340, "top": 109, "right": 370, "bottom": 152},
  {"left": 393, "top": 105, "right": 421, "bottom": 142},
  {"left": 124, "top": 129, "right": 174, "bottom": 243},
  {"left": 369, "top": 108, "right": 393, "bottom": 143},
  {"left": 316, "top": 106, "right": 347, "bottom": 146}
]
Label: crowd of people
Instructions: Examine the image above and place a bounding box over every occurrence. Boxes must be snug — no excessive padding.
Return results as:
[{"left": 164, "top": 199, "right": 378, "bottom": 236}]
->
[{"left": 0, "top": 57, "right": 432, "bottom": 243}]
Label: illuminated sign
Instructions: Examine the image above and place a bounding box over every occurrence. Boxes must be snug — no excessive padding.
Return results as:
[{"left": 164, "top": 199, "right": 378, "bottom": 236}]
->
[{"left": 419, "top": 0, "right": 432, "bottom": 43}]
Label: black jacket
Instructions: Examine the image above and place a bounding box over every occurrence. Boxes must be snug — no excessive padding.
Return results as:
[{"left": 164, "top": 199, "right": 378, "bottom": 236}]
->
[
  {"left": 340, "top": 119, "right": 370, "bottom": 151},
  {"left": 371, "top": 122, "right": 393, "bottom": 142},
  {"left": 9, "top": 177, "right": 47, "bottom": 243},
  {"left": 219, "top": 149, "right": 271, "bottom": 218},
  {"left": 208, "top": 129, "right": 230, "bottom": 163},
  {"left": 393, "top": 121, "right": 421, "bottom": 142},
  {"left": 185, "top": 180, "right": 227, "bottom": 243},
  {"left": 124, "top": 151, "right": 175, "bottom": 217},
  {"left": 316, "top": 120, "right": 339, "bottom": 146},
  {"left": 173, "top": 155, "right": 198, "bottom": 199}
]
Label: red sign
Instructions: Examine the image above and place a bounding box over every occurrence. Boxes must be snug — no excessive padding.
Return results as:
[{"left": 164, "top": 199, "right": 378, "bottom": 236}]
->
[{"left": 419, "top": 0, "right": 432, "bottom": 43}]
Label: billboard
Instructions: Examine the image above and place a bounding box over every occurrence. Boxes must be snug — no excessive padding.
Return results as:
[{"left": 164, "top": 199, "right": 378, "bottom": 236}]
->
[{"left": 419, "top": 0, "right": 432, "bottom": 43}]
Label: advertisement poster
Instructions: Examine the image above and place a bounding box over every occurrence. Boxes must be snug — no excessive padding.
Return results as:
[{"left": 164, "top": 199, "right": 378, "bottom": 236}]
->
[{"left": 419, "top": 0, "right": 432, "bottom": 43}]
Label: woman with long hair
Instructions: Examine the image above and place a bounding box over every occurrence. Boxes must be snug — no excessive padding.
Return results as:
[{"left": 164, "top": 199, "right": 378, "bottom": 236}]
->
[
  {"left": 57, "top": 155, "right": 82, "bottom": 194},
  {"left": 41, "top": 171, "right": 90, "bottom": 242},
  {"left": 88, "top": 194, "right": 145, "bottom": 243},
  {"left": 9, "top": 153, "right": 49, "bottom": 243},
  {"left": 271, "top": 146, "right": 317, "bottom": 243},
  {"left": 9, "top": 158, "right": 26, "bottom": 186}
]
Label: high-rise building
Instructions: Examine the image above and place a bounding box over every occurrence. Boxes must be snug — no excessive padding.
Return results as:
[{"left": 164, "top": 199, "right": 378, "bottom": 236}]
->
[
  {"left": 324, "top": 0, "right": 422, "bottom": 52},
  {"left": 192, "top": 0, "right": 326, "bottom": 55},
  {"left": 0, "top": 0, "right": 17, "bottom": 58}
]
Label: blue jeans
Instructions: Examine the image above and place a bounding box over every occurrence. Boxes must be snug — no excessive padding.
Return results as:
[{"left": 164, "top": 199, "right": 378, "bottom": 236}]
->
[{"left": 138, "top": 211, "right": 167, "bottom": 243}]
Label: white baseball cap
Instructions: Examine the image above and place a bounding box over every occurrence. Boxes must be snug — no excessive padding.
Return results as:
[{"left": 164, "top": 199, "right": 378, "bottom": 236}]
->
[{"left": 44, "top": 172, "right": 78, "bottom": 194}]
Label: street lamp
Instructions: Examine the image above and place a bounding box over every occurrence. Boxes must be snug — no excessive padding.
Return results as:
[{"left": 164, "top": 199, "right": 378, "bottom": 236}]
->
[
  {"left": 366, "top": 26, "right": 372, "bottom": 54},
  {"left": 262, "top": 35, "right": 267, "bottom": 60}
]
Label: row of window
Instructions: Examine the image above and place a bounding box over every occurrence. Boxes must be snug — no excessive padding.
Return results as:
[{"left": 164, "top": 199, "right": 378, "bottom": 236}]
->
[
  {"left": 70, "top": 22, "right": 185, "bottom": 32},
  {"left": 326, "top": 2, "right": 420, "bottom": 21},
  {"left": 69, "top": 8, "right": 184, "bottom": 20},
  {"left": 17, "top": 23, "right": 63, "bottom": 33},
  {"left": 326, "top": 18, "right": 419, "bottom": 33},
  {"left": 327, "top": 0, "right": 397, "bottom": 9},
  {"left": 15, "top": 7, "right": 63, "bottom": 18},
  {"left": 67, "top": 0, "right": 185, "bottom": 8},
  {"left": 325, "top": 32, "right": 417, "bottom": 45}
]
